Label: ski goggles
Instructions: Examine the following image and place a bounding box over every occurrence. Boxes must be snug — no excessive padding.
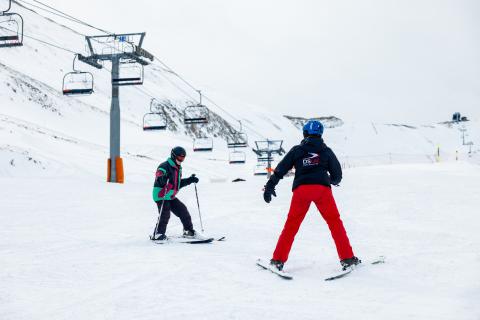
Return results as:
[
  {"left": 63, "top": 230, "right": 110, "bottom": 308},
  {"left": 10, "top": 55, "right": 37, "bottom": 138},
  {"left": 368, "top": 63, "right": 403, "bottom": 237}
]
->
[{"left": 175, "top": 155, "right": 185, "bottom": 162}]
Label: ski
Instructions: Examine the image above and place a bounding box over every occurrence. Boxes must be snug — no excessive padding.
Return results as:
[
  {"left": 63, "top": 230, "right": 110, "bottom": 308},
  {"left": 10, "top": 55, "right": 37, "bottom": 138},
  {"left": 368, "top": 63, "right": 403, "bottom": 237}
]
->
[
  {"left": 149, "top": 235, "right": 215, "bottom": 244},
  {"left": 256, "top": 258, "right": 293, "bottom": 280},
  {"left": 324, "top": 256, "right": 386, "bottom": 281}
]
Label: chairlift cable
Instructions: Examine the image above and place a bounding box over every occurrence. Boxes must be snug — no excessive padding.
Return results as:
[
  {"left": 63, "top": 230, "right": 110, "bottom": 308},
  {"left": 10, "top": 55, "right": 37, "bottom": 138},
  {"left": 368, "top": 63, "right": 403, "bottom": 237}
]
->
[
  {"left": 0, "top": 25, "right": 77, "bottom": 53},
  {"left": 30, "top": 0, "right": 113, "bottom": 34},
  {"left": 16, "top": 0, "right": 87, "bottom": 27},
  {"left": 10, "top": 0, "right": 267, "bottom": 139}
]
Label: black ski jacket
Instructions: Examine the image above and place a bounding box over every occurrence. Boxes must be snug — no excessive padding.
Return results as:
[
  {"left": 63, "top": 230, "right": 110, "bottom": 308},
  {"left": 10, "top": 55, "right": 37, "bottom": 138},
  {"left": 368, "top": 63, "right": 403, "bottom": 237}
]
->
[{"left": 265, "top": 137, "right": 342, "bottom": 191}]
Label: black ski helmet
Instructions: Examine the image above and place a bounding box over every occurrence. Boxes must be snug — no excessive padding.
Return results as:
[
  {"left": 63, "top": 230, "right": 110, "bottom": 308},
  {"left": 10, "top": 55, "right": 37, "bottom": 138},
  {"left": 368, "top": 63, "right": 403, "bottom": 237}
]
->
[{"left": 171, "top": 146, "right": 186, "bottom": 160}]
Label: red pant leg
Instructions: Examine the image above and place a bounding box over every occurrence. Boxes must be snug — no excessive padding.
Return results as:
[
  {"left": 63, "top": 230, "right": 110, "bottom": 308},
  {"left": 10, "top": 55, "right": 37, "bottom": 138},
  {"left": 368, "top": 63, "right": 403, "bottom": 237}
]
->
[
  {"left": 272, "top": 186, "right": 311, "bottom": 262},
  {"left": 312, "top": 185, "right": 354, "bottom": 260}
]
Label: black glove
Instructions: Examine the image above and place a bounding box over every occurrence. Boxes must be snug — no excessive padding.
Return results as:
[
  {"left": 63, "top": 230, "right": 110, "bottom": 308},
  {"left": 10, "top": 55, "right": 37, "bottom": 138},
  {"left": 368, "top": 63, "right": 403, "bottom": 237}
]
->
[
  {"left": 189, "top": 174, "right": 199, "bottom": 184},
  {"left": 263, "top": 186, "right": 277, "bottom": 203}
]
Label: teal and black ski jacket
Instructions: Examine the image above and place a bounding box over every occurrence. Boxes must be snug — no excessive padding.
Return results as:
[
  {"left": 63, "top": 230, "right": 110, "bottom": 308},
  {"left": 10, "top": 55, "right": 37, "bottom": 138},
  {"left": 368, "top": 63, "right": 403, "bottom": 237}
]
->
[{"left": 152, "top": 158, "right": 194, "bottom": 201}]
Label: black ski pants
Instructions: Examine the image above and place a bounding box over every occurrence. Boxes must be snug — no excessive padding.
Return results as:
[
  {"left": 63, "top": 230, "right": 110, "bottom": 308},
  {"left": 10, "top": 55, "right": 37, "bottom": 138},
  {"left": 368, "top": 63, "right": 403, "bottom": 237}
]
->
[{"left": 155, "top": 198, "right": 194, "bottom": 235}]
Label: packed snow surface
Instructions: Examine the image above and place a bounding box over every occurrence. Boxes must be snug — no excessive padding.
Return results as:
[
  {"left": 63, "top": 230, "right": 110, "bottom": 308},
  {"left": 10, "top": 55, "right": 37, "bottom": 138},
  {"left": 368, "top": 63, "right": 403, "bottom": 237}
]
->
[{"left": 1, "top": 162, "right": 479, "bottom": 320}]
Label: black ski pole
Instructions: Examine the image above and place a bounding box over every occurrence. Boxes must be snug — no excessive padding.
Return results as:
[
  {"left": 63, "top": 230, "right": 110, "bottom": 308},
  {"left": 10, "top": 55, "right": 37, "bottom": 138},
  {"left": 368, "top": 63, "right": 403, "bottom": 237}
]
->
[
  {"left": 194, "top": 183, "right": 204, "bottom": 233},
  {"left": 150, "top": 178, "right": 169, "bottom": 240}
]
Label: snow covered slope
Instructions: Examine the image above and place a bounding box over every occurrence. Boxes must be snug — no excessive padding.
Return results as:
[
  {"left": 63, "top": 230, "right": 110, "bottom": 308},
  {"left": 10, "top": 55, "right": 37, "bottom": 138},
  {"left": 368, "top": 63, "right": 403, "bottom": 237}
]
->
[{"left": 1, "top": 162, "right": 479, "bottom": 320}]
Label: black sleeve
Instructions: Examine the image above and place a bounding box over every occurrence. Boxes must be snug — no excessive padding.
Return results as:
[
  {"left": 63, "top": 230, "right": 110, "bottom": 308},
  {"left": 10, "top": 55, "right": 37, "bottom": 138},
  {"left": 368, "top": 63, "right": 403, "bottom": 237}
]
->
[
  {"left": 265, "top": 146, "right": 299, "bottom": 190},
  {"left": 327, "top": 149, "right": 342, "bottom": 185},
  {"left": 179, "top": 177, "right": 191, "bottom": 189}
]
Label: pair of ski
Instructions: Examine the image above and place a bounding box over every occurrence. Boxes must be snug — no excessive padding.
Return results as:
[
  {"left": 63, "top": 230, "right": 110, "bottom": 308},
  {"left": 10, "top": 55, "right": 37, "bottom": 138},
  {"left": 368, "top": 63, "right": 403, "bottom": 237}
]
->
[
  {"left": 150, "top": 234, "right": 226, "bottom": 244},
  {"left": 256, "top": 256, "right": 385, "bottom": 280}
]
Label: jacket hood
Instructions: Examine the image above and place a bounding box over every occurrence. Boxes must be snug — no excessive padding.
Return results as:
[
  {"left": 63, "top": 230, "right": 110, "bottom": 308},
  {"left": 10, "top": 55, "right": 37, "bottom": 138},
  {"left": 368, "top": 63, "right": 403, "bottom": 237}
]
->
[{"left": 300, "top": 136, "right": 327, "bottom": 151}]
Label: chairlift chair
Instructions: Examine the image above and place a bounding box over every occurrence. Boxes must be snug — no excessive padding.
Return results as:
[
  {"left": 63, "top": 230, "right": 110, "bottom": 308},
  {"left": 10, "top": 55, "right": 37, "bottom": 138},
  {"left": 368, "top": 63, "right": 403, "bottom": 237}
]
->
[
  {"left": 143, "top": 112, "right": 167, "bottom": 131},
  {"left": 0, "top": 12, "right": 23, "bottom": 48},
  {"left": 62, "top": 54, "right": 94, "bottom": 95},
  {"left": 229, "top": 150, "right": 246, "bottom": 164},
  {"left": 183, "top": 90, "right": 209, "bottom": 124},
  {"left": 112, "top": 60, "right": 144, "bottom": 86},
  {"left": 253, "top": 163, "right": 268, "bottom": 176},
  {"left": 184, "top": 105, "right": 209, "bottom": 124},
  {"left": 193, "top": 137, "right": 213, "bottom": 152},
  {"left": 257, "top": 155, "right": 273, "bottom": 162},
  {"left": 143, "top": 98, "right": 168, "bottom": 130},
  {"left": 254, "top": 140, "right": 284, "bottom": 153},
  {"left": 62, "top": 71, "right": 94, "bottom": 95},
  {"left": 1, "top": 0, "right": 13, "bottom": 13},
  {"left": 227, "top": 132, "right": 248, "bottom": 148}
]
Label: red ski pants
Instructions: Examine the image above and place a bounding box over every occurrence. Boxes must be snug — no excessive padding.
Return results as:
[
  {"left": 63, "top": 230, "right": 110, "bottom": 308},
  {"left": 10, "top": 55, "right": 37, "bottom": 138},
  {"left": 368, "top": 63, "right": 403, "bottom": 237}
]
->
[{"left": 272, "top": 184, "right": 354, "bottom": 262}]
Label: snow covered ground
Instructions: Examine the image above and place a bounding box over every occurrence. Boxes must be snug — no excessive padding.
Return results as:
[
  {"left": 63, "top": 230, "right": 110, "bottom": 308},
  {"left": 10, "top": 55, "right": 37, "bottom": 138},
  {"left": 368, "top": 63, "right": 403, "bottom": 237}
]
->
[{"left": 1, "top": 161, "right": 479, "bottom": 320}]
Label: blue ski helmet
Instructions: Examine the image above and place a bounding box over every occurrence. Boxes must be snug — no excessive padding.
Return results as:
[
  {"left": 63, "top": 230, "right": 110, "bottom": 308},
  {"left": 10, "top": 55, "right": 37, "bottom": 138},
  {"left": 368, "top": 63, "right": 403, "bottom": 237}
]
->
[{"left": 303, "top": 120, "right": 324, "bottom": 136}]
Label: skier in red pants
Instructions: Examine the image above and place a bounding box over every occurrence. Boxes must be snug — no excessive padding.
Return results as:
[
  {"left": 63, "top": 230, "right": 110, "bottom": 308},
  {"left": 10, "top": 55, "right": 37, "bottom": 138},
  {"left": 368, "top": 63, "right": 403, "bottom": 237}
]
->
[{"left": 263, "top": 120, "right": 360, "bottom": 272}]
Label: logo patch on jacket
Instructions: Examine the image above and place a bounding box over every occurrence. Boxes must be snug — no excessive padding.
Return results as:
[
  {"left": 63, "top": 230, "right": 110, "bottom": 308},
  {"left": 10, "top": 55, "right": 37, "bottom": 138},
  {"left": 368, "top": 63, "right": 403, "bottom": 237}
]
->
[{"left": 303, "top": 153, "right": 320, "bottom": 166}]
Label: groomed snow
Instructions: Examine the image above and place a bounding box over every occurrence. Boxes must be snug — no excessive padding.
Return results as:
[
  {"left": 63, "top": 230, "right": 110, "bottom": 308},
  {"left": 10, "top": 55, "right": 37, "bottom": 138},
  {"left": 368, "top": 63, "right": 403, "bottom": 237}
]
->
[{"left": 1, "top": 162, "right": 479, "bottom": 320}]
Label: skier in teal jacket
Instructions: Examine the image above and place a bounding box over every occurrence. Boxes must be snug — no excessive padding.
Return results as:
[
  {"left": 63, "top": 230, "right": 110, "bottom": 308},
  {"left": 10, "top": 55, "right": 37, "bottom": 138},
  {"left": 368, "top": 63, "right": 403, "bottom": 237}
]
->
[{"left": 151, "top": 146, "right": 199, "bottom": 240}]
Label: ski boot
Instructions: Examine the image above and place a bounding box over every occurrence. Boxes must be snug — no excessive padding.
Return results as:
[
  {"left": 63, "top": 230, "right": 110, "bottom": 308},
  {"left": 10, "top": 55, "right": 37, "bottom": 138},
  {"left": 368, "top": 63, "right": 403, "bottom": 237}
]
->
[
  {"left": 182, "top": 229, "right": 197, "bottom": 239},
  {"left": 152, "top": 233, "right": 168, "bottom": 241},
  {"left": 270, "top": 259, "right": 285, "bottom": 272},
  {"left": 340, "top": 256, "right": 361, "bottom": 270}
]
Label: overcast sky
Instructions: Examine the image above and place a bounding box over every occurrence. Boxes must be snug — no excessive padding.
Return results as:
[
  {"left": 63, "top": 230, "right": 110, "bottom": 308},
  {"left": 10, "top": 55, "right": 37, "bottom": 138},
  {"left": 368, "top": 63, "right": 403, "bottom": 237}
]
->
[{"left": 25, "top": 0, "right": 480, "bottom": 123}]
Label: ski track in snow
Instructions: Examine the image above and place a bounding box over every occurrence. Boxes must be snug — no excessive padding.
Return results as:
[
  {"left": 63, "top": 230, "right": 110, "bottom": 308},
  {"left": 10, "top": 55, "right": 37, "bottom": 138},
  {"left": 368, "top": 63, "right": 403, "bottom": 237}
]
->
[{"left": 1, "top": 163, "right": 479, "bottom": 320}]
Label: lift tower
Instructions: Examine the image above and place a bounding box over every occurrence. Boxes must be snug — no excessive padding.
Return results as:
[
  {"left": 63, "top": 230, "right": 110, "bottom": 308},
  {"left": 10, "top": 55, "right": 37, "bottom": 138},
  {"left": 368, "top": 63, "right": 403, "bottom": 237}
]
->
[{"left": 79, "top": 33, "right": 153, "bottom": 183}]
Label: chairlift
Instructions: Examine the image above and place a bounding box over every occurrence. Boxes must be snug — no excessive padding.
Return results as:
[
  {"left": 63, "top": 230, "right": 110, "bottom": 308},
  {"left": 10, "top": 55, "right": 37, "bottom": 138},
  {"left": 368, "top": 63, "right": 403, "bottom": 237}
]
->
[
  {"left": 229, "top": 151, "right": 246, "bottom": 164},
  {"left": 184, "top": 90, "right": 209, "bottom": 124},
  {"left": 193, "top": 137, "right": 213, "bottom": 152},
  {"left": 253, "top": 163, "right": 268, "bottom": 176},
  {"left": 227, "top": 121, "right": 248, "bottom": 148},
  {"left": 227, "top": 132, "right": 248, "bottom": 148},
  {"left": 1, "top": 0, "right": 13, "bottom": 13},
  {"left": 254, "top": 140, "right": 284, "bottom": 153},
  {"left": 0, "top": 12, "right": 23, "bottom": 48},
  {"left": 257, "top": 155, "right": 273, "bottom": 162},
  {"left": 112, "top": 60, "right": 144, "bottom": 86},
  {"left": 62, "top": 54, "right": 94, "bottom": 96},
  {"left": 143, "top": 112, "right": 167, "bottom": 131},
  {"left": 143, "top": 98, "right": 168, "bottom": 130}
]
